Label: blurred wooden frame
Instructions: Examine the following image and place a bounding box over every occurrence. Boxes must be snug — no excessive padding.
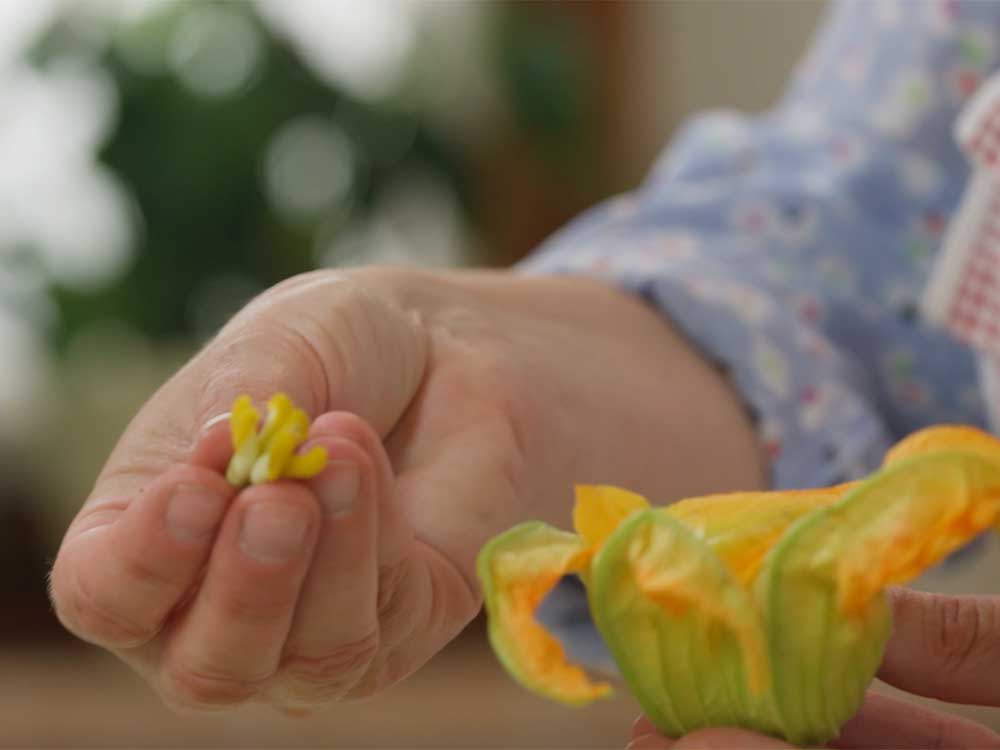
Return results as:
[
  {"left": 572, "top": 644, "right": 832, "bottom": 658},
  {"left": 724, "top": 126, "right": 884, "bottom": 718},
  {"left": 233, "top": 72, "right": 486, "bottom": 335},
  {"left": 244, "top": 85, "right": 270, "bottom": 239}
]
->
[{"left": 474, "top": 1, "right": 630, "bottom": 267}]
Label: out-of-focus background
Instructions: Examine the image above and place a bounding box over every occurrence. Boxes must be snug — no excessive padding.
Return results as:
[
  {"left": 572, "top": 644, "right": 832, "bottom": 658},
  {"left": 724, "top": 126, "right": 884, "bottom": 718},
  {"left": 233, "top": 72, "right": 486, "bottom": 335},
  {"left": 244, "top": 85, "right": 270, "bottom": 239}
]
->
[{"left": 1, "top": 0, "right": 996, "bottom": 747}]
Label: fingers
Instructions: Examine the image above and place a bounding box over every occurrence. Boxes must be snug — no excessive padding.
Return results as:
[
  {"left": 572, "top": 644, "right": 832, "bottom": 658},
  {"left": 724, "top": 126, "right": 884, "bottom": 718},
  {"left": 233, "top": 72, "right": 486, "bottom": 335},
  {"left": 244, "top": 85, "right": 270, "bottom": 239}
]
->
[
  {"left": 49, "top": 465, "right": 234, "bottom": 649},
  {"left": 629, "top": 728, "right": 791, "bottom": 749},
  {"left": 158, "top": 481, "right": 321, "bottom": 710},
  {"left": 626, "top": 693, "right": 1000, "bottom": 750},
  {"left": 83, "top": 269, "right": 430, "bottom": 532},
  {"left": 626, "top": 733, "right": 673, "bottom": 749},
  {"left": 631, "top": 716, "right": 659, "bottom": 739},
  {"left": 275, "top": 416, "right": 389, "bottom": 705},
  {"left": 879, "top": 588, "right": 1000, "bottom": 705},
  {"left": 830, "top": 691, "right": 1000, "bottom": 749},
  {"left": 189, "top": 416, "right": 234, "bottom": 473},
  {"left": 307, "top": 412, "right": 408, "bottom": 561},
  {"left": 628, "top": 717, "right": 674, "bottom": 748}
]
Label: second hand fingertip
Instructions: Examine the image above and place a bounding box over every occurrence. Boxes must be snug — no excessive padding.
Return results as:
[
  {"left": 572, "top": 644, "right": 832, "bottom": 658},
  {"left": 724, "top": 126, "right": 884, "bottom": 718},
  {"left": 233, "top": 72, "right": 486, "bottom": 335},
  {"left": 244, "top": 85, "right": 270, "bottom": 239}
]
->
[{"left": 626, "top": 734, "right": 672, "bottom": 749}]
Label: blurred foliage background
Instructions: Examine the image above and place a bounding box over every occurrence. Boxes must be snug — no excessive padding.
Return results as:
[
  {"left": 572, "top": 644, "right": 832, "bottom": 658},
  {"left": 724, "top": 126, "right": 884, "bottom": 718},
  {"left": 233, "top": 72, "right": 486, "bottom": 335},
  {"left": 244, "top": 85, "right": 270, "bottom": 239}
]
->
[{"left": 0, "top": 1, "right": 835, "bottom": 746}]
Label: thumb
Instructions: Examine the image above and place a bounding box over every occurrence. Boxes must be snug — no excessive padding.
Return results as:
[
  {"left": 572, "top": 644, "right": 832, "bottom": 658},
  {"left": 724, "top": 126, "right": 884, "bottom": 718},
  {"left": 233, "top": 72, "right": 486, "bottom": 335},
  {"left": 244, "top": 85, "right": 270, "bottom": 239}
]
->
[
  {"left": 629, "top": 717, "right": 791, "bottom": 749},
  {"left": 879, "top": 587, "right": 1000, "bottom": 706},
  {"left": 88, "top": 270, "right": 429, "bottom": 511},
  {"left": 627, "top": 734, "right": 673, "bottom": 749},
  {"left": 671, "top": 729, "right": 793, "bottom": 748}
]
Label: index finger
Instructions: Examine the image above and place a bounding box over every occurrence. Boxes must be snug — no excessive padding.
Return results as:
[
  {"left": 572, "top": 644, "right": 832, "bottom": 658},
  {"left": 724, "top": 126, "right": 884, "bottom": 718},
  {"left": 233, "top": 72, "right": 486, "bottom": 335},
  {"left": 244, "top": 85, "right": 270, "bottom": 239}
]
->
[
  {"left": 830, "top": 691, "right": 1000, "bottom": 749},
  {"left": 879, "top": 588, "right": 1000, "bottom": 706}
]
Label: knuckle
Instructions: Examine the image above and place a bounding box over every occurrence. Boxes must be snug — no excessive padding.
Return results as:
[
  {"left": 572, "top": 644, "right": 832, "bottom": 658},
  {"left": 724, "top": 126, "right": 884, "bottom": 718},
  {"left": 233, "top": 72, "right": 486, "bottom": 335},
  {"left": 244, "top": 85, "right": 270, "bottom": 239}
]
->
[
  {"left": 317, "top": 411, "right": 379, "bottom": 453},
  {"left": 260, "top": 269, "right": 331, "bottom": 299},
  {"left": 376, "top": 561, "right": 410, "bottom": 617},
  {"left": 161, "top": 664, "right": 260, "bottom": 711},
  {"left": 928, "top": 594, "right": 1000, "bottom": 674},
  {"left": 374, "top": 563, "right": 414, "bottom": 643},
  {"left": 51, "top": 563, "right": 158, "bottom": 647},
  {"left": 214, "top": 587, "right": 294, "bottom": 627},
  {"left": 345, "top": 649, "right": 414, "bottom": 700},
  {"left": 118, "top": 553, "right": 179, "bottom": 596},
  {"left": 197, "top": 318, "right": 330, "bottom": 422},
  {"left": 471, "top": 353, "right": 535, "bottom": 484},
  {"left": 281, "top": 632, "right": 380, "bottom": 699},
  {"left": 66, "top": 599, "right": 155, "bottom": 648}
]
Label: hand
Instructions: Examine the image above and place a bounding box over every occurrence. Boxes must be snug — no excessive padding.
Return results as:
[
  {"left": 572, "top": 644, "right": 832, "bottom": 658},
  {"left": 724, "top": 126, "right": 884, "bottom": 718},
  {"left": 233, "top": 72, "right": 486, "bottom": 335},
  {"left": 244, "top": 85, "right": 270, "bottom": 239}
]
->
[
  {"left": 49, "top": 267, "right": 764, "bottom": 714},
  {"left": 627, "top": 588, "right": 1000, "bottom": 748}
]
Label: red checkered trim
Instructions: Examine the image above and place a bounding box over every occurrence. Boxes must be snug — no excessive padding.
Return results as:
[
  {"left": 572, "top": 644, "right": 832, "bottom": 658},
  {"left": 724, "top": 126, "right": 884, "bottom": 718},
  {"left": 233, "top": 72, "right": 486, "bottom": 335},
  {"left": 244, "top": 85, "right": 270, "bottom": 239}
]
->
[
  {"left": 945, "top": 182, "right": 1000, "bottom": 353},
  {"left": 960, "top": 79, "right": 1000, "bottom": 173},
  {"left": 964, "top": 98, "right": 1000, "bottom": 169}
]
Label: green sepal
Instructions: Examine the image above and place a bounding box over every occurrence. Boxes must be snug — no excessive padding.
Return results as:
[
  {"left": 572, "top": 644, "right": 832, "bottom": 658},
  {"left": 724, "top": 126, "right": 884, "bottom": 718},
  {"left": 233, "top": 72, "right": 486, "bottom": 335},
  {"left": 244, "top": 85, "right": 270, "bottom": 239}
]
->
[
  {"left": 590, "top": 509, "right": 780, "bottom": 739},
  {"left": 755, "top": 450, "right": 1000, "bottom": 745}
]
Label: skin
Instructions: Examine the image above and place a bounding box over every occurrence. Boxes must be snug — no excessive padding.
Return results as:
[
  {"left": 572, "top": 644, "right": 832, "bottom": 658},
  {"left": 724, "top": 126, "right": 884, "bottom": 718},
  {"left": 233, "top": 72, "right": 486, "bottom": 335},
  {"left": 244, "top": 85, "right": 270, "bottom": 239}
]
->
[
  {"left": 48, "top": 267, "right": 765, "bottom": 714},
  {"left": 628, "top": 589, "right": 1000, "bottom": 749}
]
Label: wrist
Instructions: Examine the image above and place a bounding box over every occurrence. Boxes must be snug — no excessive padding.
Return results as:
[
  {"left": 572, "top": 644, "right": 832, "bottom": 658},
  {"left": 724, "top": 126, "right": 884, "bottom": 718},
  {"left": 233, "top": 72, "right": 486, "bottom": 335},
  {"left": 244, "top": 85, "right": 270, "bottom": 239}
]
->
[{"left": 461, "top": 270, "right": 767, "bottom": 524}]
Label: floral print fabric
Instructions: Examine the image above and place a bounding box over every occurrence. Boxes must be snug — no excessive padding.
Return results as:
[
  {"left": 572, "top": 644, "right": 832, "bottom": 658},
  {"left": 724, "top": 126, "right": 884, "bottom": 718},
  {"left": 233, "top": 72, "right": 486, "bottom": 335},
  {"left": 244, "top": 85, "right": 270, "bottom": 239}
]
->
[{"left": 520, "top": 0, "right": 1000, "bottom": 491}]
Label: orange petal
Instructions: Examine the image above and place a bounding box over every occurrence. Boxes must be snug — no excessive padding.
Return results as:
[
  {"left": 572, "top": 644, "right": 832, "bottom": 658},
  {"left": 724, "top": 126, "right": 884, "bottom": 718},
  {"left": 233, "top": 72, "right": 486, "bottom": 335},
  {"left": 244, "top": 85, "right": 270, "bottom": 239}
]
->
[
  {"left": 884, "top": 424, "right": 1000, "bottom": 467},
  {"left": 476, "top": 522, "right": 611, "bottom": 706},
  {"left": 833, "top": 450, "right": 1000, "bottom": 614},
  {"left": 573, "top": 485, "right": 649, "bottom": 548},
  {"left": 666, "top": 486, "right": 851, "bottom": 585}
]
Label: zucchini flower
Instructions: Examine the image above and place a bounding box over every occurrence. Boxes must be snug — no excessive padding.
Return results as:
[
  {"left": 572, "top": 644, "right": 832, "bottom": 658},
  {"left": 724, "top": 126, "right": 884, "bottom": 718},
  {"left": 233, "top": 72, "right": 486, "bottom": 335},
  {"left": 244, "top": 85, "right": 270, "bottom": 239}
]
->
[
  {"left": 225, "top": 393, "right": 328, "bottom": 487},
  {"left": 476, "top": 425, "right": 1000, "bottom": 746}
]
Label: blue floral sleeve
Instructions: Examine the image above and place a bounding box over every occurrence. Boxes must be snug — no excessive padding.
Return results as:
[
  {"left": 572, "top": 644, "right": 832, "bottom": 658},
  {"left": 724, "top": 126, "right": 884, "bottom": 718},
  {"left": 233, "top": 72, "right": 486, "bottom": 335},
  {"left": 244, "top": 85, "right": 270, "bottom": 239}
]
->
[{"left": 519, "top": 0, "right": 1000, "bottom": 493}]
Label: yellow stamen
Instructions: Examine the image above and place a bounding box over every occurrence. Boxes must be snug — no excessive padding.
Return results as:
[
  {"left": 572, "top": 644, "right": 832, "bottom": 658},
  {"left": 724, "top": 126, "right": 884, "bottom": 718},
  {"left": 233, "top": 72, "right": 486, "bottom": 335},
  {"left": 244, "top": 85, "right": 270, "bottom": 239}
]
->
[
  {"left": 225, "top": 393, "right": 328, "bottom": 487},
  {"left": 230, "top": 396, "right": 260, "bottom": 452},
  {"left": 257, "top": 393, "right": 293, "bottom": 446},
  {"left": 285, "top": 446, "right": 330, "bottom": 479}
]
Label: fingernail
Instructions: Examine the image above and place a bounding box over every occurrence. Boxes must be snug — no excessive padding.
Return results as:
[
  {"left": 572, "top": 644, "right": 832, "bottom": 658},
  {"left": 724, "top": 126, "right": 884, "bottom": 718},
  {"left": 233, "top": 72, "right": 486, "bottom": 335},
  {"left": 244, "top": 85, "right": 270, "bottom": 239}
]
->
[
  {"left": 316, "top": 462, "right": 359, "bottom": 517},
  {"left": 626, "top": 735, "right": 670, "bottom": 749},
  {"left": 200, "top": 411, "right": 232, "bottom": 434},
  {"left": 240, "top": 502, "right": 310, "bottom": 563},
  {"left": 166, "top": 484, "right": 225, "bottom": 542}
]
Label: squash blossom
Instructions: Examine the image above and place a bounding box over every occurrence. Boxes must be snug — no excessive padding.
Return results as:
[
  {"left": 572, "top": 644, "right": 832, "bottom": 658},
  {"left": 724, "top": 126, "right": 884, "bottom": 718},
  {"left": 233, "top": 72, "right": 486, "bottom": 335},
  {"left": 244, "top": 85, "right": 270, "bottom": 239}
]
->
[
  {"left": 476, "top": 425, "right": 1000, "bottom": 746},
  {"left": 225, "top": 393, "right": 328, "bottom": 487}
]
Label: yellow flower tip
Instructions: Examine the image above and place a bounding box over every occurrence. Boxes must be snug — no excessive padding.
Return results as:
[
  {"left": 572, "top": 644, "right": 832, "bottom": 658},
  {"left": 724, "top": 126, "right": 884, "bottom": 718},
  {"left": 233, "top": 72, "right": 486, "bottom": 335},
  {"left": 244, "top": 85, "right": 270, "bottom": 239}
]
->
[
  {"left": 230, "top": 396, "right": 260, "bottom": 452},
  {"left": 883, "top": 424, "right": 1000, "bottom": 466},
  {"left": 572, "top": 485, "right": 649, "bottom": 548},
  {"left": 225, "top": 393, "right": 328, "bottom": 487},
  {"left": 833, "top": 446, "right": 1000, "bottom": 617},
  {"left": 665, "top": 486, "right": 851, "bottom": 587},
  {"left": 836, "top": 499, "right": 1000, "bottom": 617}
]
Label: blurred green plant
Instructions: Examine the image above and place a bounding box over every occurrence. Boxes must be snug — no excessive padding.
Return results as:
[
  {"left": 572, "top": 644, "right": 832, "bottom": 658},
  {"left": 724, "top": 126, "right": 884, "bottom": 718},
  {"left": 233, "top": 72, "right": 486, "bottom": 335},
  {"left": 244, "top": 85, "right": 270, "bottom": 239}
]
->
[
  {"left": 18, "top": 1, "right": 602, "bottom": 355},
  {"left": 492, "top": 2, "right": 600, "bottom": 187},
  {"left": 33, "top": 3, "right": 476, "bottom": 350}
]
